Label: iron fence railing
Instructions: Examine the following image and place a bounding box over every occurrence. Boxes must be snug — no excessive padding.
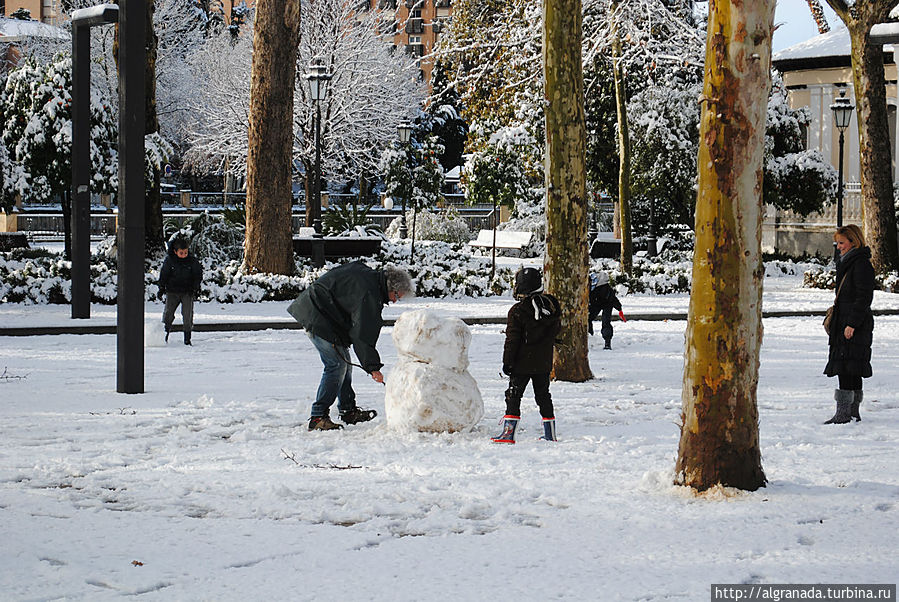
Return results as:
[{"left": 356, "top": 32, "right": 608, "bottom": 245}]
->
[
  {"left": 13, "top": 190, "right": 497, "bottom": 241},
  {"left": 767, "top": 182, "right": 862, "bottom": 227},
  {"left": 13, "top": 208, "right": 497, "bottom": 240},
  {"left": 16, "top": 213, "right": 117, "bottom": 239}
]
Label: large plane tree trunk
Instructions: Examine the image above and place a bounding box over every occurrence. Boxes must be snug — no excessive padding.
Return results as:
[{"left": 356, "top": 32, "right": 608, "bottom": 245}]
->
[
  {"left": 243, "top": 0, "right": 302, "bottom": 274},
  {"left": 676, "top": 0, "right": 771, "bottom": 492},
  {"left": 825, "top": 0, "right": 899, "bottom": 273},
  {"left": 544, "top": 0, "right": 592, "bottom": 382}
]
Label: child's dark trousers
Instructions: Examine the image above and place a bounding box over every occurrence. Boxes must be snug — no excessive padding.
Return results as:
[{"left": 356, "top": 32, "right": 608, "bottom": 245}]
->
[{"left": 504, "top": 373, "right": 554, "bottom": 419}]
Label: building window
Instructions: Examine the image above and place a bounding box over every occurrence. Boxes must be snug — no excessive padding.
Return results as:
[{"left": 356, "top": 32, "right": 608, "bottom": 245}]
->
[
  {"left": 409, "top": 35, "right": 422, "bottom": 45},
  {"left": 408, "top": 18, "right": 423, "bottom": 33}
]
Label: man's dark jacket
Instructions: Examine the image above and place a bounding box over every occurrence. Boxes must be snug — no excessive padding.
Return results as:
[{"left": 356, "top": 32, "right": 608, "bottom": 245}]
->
[
  {"left": 287, "top": 261, "right": 388, "bottom": 373},
  {"left": 158, "top": 244, "right": 203, "bottom": 295}
]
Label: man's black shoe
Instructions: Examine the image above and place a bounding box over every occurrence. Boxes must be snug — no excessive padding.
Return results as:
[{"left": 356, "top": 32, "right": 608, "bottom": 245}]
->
[{"left": 340, "top": 408, "right": 377, "bottom": 425}]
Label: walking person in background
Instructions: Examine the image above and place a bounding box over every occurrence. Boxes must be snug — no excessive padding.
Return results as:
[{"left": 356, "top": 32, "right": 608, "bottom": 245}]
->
[
  {"left": 288, "top": 261, "right": 413, "bottom": 431},
  {"left": 823, "top": 224, "right": 875, "bottom": 424},
  {"left": 158, "top": 237, "right": 203, "bottom": 346},
  {"left": 588, "top": 271, "right": 626, "bottom": 349},
  {"left": 492, "top": 267, "right": 562, "bottom": 444}
]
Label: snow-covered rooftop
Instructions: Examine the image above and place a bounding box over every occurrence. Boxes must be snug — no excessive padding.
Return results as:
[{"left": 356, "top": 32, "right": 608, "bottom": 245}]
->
[
  {"left": 773, "top": 24, "right": 897, "bottom": 71},
  {"left": 773, "top": 26, "right": 851, "bottom": 63},
  {"left": 0, "top": 16, "right": 68, "bottom": 42}
]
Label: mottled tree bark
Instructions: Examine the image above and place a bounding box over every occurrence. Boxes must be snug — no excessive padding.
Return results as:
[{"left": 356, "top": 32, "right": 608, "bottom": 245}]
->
[
  {"left": 676, "top": 0, "right": 770, "bottom": 492},
  {"left": 824, "top": 0, "right": 899, "bottom": 273},
  {"left": 243, "top": 0, "right": 302, "bottom": 275},
  {"left": 543, "top": 0, "right": 592, "bottom": 382},
  {"left": 610, "top": 6, "right": 633, "bottom": 274}
]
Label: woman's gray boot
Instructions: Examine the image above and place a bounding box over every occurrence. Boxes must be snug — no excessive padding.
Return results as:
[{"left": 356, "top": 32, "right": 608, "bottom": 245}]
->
[
  {"left": 824, "top": 389, "right": 853, "bottom": 424},
  {"left": 850, "top": 390, "right": 863, "bottom": 422}
]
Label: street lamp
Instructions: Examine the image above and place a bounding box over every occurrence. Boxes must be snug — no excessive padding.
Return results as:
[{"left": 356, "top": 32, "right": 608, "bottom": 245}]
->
[
  {"left": 830, "top": 88, "right": 854, "bottom": 261},
  {"left": 305, "top": 58, "right": 331, "bottom": 268},
  {"left": 73, "top": 2, "right": 146, "bottom": 393},
  {"left": 397, "top": 122, "right": 413, "bottom": 239},
  {"left": 70, "top": 3, "right": 118, "bottom": 320}
]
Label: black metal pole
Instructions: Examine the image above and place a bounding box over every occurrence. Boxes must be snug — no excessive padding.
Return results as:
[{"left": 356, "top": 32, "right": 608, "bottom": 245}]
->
[
  {"left": 117, "top": 0, "right": 146, "bottom": 394},
  {"left": 399, "top": 195, "right": 408, "bottom": 238},
  {"left": 834, "top": 129, "right": 845, "bottom": 263},
  {"left": 71, "top": 24, "right": 91, "bottom": 319},
  {"left": 411, "top": 207, "right": 417, "bottom": 259},
  {"left": 490, "top": 197, "right": 497, "bottom": 280},
  {"left": 311, "top": 100, "right": 325, "bottom": 268},
  {"left": 646, "top": 197, "right": 657, "bottom": 257},
  {"left": 400, "top": 145, "right": 409, "bottom": 239}
]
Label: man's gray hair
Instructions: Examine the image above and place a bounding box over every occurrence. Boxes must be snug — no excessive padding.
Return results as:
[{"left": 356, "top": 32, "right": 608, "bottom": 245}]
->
[{"left": 384, "top": 266, "right": 414, "bottom": 296}]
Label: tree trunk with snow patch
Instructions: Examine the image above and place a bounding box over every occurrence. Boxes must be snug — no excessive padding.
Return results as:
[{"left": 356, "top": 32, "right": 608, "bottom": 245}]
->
[
  {"left": 543, "top": 0, "right": 592, "bottom": 382},
  {"left": 243, "top": 0, "right": 301, "bottom": 275},
  {"left": 676, "top": 0, "right": 769, "bottom": 492}
]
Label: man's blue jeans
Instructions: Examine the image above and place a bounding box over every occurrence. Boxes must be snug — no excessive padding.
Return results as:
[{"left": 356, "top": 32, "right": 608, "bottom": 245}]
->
[{"left": 307, "top": 332, "right": 356, "bottom": 418}]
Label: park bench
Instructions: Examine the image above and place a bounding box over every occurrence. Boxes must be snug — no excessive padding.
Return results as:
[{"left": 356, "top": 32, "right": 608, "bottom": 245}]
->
[
  {"left": 590, "top": 233, "right": 621, "bottom": 259},
  {"left": 469, "top": 229, "right": 532, "bottom": 253},
  {"left": 293, "top": 226, "right": 382, "bottom": 259},
  {"left": 590, "top": 233, "right": 671, "bottom": 259}
]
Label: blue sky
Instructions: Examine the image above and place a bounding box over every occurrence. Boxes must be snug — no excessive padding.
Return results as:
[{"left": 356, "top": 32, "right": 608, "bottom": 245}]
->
[{"left": 773, "top": 0, "right": 840, "bottom": 52}]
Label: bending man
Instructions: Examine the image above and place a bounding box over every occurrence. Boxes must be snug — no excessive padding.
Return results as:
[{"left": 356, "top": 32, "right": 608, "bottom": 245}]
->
[{"left": 288, "top": 261, "right": 413, "bottom": 430}]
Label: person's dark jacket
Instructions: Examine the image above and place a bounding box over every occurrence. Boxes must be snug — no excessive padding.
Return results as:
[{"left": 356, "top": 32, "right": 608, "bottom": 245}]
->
[
  {"left": 158, "top": 244, "right": 203, "bottom": 296},
  {"left": 824, "top": 246, "right": 875, "bottom": 378},
  {"left": 287, "top": 261, "right": 388, "bottom": 373},
  {"left": 503, "top": 292, "right": 561, "bottom": 375},
  {"left": 588, "top": 283, "right": 622, "bottom": 320}
]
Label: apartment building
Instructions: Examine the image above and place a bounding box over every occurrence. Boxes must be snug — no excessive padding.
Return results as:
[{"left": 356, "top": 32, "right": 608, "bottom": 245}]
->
[
  {"left": 2, "top": 1, "right": 249, "bottom": 27},
  {"left": 1, "top": 0, "right": 452, "bottom": 85},
  {"left": 372, "top": 0, "right": 452, "bottom": 86},
  {"left": 3, "top": 0, "right": 63, "bottom": 25}
]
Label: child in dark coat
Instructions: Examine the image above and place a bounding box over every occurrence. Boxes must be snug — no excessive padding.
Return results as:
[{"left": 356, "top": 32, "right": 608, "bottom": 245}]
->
[
  {"left": 492, "top": 267, "right": 562, "bottom": 443},
  {"left": 588, "top": 271, "right": 626, "bottom": 349},
  {"left": 158, "top": 237, "right": 203, "bottom": 345}
]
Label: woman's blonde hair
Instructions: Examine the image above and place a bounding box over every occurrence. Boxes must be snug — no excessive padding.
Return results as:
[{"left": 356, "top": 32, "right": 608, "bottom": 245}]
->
[{"left": 834, "top": 224, "right": 865, "bottom": 248}]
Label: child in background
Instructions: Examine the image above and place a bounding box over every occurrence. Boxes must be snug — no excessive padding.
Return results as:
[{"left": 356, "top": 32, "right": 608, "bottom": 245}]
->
[
  {"left": 492, "top": 267, "right": 562, "bottom": 444},
  {"left": 158, "top": 237, "right": 203, "bottom": 345},
  {"left": 589, "top": 271, "right": 626, "bottom": 350}
]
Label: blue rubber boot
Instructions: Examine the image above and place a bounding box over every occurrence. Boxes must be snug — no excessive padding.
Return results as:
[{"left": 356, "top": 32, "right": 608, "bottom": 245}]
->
[
  {"left": 540, "top": 417, "right": 557, "bottom": 441},
  {"left": 491, "top": 415, "right": 520, "bottom": 444}
]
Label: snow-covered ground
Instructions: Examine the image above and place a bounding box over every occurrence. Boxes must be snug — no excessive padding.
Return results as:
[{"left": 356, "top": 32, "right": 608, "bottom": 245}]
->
[{"left": 1, "top": 274, "right": 898, "bottom": 600}]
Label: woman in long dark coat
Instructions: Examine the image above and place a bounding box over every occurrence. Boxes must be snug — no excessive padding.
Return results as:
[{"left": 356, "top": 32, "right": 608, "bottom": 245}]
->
[{"left": 823, "top": 224, "right": 875, "bottom": 424}]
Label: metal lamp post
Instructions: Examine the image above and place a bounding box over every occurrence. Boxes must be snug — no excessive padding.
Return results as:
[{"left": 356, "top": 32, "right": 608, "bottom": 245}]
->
[
  {"left": 646, "top": 198, "right": 658, "bottom": 257},
  {"left": 305, "top": 58, "right": 331, "bottom": 268},
  {"left": 397, "top": 122, "right": 413, "bottom": 239},
  {"left": 70, "top": 3, "right": 119, "bottom": 319},
  {"left": 73, "top": 2, "right": 145, "bottom": 393},
  {"left": 830, "top": 88, "right": 854, "bottom": 262}
]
